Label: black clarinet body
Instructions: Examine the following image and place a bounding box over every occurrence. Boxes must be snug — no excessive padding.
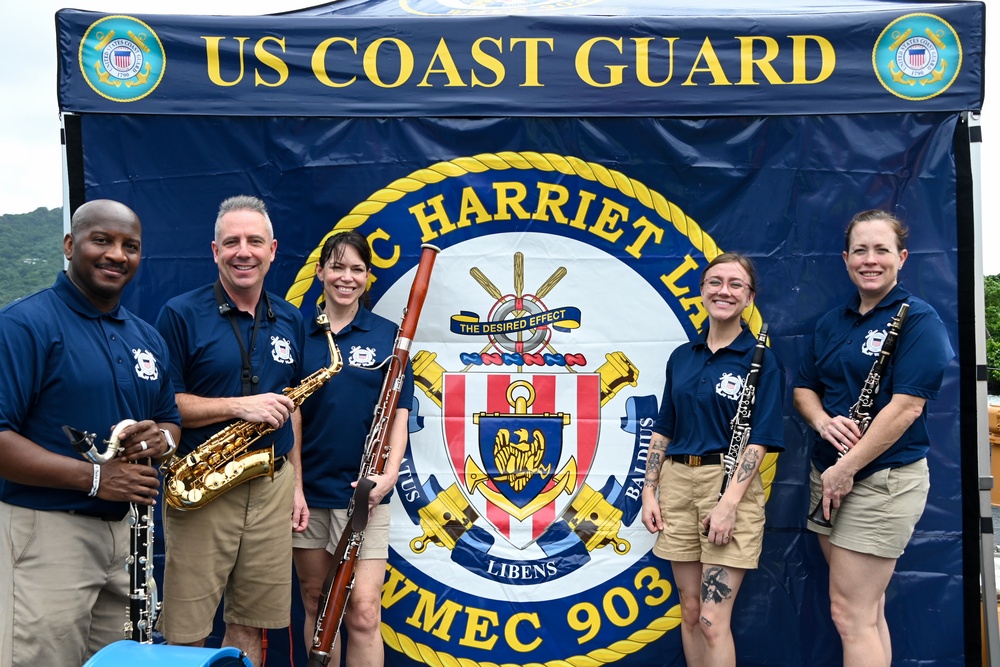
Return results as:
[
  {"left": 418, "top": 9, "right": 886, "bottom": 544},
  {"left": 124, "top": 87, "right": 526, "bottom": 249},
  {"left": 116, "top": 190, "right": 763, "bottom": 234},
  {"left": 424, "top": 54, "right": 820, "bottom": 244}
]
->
[
  {"left": 125, "top": 476, "right": 160, "bottom": 643},
  {"left": 808, "top": 302, "right": 910, "bottom": 528},
  {"left": 63, "top": 419, "right": 161, "bottom": 643},
  {"left": 719, "top": 323, "right": 770, "bottom": 498}
]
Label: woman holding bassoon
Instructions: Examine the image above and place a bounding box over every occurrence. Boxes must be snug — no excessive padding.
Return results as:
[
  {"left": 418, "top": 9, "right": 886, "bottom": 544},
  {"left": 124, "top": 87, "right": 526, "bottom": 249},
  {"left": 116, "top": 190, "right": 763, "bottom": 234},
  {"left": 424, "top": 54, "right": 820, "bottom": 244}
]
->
[
  {"left": 794, "top": 209, "right": 953, "bottom": 666},
  {"left": 641, "top": 252, "right": 785, "bottom": 667},
  {"left": 293, "top": 231, "right": 415, "bottom": 667}
]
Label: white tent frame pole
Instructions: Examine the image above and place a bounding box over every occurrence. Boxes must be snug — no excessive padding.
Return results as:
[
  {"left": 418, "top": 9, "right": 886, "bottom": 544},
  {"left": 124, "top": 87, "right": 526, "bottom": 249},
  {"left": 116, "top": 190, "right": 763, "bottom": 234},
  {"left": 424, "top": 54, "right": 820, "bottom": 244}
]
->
[{"left": 968, "top": 109, "right": 1000, "bottom": 664}]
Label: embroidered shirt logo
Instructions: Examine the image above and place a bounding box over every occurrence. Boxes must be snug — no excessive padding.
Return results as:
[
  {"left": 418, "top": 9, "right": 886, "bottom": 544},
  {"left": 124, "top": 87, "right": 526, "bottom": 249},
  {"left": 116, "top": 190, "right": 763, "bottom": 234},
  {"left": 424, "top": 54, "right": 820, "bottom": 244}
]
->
[
  {"left": 271, "top": 336, "right": 294, "bottom": 364},
  {"left": 862, "top": 329, "right": 887, "bottom": 357},
  {"left": 132, "top": 348, "right": 159, "bottom": 381},
  {"left": 715, "top": 372, "right": 744, "bottom": 400},
  {"left": 349, "top": 345, "right": 377, "bottom": 367}
]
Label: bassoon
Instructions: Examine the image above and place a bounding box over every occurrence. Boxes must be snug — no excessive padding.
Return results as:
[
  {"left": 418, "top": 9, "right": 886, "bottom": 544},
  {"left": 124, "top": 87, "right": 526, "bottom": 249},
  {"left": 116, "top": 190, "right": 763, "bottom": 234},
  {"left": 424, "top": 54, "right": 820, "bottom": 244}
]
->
[
  {"left": 309, "top": 244, "right": 441, "bottom": 667},
  {"left": 808, "top": 301, "right": 909, "bottom": 528}
]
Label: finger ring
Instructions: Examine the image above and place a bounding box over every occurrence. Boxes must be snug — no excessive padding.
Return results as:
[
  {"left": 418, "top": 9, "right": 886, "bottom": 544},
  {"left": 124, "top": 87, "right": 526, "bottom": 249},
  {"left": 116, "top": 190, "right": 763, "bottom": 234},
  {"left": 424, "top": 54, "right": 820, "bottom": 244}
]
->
[{"left": 140, "top": 441, "right": 148, "bottom": 451}]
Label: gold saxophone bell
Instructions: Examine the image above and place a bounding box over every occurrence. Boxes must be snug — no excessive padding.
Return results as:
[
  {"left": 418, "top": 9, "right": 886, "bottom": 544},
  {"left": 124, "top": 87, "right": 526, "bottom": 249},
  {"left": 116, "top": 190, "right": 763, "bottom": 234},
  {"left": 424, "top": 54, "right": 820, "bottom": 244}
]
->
[{"left": 163, "top": 314, "right": 342, "bottom": 511}]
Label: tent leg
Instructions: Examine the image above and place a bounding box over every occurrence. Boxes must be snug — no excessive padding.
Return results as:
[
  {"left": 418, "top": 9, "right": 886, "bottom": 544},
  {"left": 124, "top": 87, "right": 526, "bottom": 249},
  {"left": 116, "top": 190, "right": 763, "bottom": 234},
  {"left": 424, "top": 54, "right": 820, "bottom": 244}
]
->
[{"left": 979, "top": 479, "right": 1000, "bottom": 663}]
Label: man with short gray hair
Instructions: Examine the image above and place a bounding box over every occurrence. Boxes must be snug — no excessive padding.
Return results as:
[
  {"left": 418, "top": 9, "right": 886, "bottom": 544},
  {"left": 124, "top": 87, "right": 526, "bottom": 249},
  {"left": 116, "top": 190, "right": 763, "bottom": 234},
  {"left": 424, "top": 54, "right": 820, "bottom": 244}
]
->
[{"left": 155, "top": 195, "right": 308, "bottom": 664}]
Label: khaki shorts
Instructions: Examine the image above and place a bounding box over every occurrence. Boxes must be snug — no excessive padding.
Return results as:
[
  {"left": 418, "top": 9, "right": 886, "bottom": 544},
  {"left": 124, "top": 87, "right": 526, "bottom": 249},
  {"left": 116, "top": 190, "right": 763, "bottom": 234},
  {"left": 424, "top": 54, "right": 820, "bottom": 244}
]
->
[
  {"left": 652, "top": 458, "right": 765, "bottom": 570},
  {"left": 0, "top": 502, "right": 129, "bottom": 667},
  {"left": 807, "top": 459, "right": 928, "bottom": 559},
  {"left": 293, "top": 504, "right": 391, "bottom": 560},
  {"left": 160, "top": 462, "right": 294, "bottom": 642}
]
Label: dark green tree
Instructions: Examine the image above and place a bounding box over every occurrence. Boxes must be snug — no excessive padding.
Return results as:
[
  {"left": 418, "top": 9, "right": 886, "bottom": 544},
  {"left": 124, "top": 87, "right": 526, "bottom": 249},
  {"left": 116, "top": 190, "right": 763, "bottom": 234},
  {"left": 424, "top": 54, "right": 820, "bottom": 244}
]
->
[{"left": 986, "top": 274, "right": 1000, "bottom": 395}]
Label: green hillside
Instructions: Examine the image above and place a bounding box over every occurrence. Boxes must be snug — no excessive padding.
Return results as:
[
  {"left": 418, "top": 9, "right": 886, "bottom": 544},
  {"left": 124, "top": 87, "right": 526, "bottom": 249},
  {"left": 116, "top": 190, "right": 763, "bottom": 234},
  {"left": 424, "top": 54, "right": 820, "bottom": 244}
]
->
[{"left": 0, "top": 207, "right": 64, "bottom": 307}]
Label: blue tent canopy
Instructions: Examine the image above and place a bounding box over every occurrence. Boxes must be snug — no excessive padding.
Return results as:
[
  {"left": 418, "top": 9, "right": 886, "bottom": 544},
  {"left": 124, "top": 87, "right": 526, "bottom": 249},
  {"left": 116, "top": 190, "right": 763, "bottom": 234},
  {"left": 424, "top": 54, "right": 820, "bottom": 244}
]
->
[
  {"left": 55, "top": 2, "right": 988, "bottom": 666},
  {"left": 57, "top": 0, "right": 984, "bottom": 117}
]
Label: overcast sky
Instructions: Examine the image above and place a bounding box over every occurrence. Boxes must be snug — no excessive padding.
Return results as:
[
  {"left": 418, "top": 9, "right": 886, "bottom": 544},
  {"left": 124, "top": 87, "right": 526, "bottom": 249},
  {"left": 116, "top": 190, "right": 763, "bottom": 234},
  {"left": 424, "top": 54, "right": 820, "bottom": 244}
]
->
[{"left": 1, "top": 1, "right": 995, "bottom": 273}]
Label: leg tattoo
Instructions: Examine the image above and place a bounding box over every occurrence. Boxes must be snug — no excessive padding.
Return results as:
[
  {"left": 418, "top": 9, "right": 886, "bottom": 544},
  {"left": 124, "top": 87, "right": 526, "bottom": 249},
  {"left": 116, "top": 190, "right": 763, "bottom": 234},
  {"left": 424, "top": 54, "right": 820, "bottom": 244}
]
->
[{"left": 701, "top": 566, "right": 732, "bottom": 604}]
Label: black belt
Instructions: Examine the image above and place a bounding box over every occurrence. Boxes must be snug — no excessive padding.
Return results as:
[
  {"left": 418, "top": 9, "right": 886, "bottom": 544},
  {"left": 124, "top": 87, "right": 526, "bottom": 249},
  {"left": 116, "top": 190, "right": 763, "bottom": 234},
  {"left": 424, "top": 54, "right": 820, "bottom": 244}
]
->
[
  {"left": 274, "top": 456, "right": 287, "bottom": 472},
  {"left": 66, "top": 508, "right": 129, "bottom": 521},
  {"left": 667, "top": 453, "right": 723, "bottom": 467}
]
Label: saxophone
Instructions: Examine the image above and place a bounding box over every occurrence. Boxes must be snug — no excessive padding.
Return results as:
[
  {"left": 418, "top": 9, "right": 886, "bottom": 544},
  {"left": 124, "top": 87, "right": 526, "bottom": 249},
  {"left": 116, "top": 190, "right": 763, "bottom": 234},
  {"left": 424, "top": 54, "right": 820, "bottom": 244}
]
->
[{"left": 163, "top": 314, "right": 343, "bottom": 511}]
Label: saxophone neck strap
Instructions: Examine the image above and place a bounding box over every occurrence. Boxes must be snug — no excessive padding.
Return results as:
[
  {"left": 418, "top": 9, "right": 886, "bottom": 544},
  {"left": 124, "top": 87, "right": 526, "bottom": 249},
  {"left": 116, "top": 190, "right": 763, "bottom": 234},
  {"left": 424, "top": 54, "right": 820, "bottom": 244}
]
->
[{"left": 214, "top": 280, "right": 274, "bottom": 397}]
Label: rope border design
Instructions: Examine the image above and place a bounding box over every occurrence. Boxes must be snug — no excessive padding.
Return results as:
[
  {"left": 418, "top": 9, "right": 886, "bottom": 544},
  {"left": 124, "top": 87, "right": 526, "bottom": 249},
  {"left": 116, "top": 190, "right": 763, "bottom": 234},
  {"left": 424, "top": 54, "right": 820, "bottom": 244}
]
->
[
  {"left": 284, "top": 150, "right": 760, "bottom": 334},
  {"left": 380, "top": 604, "right": 683, "bottom": 667}
]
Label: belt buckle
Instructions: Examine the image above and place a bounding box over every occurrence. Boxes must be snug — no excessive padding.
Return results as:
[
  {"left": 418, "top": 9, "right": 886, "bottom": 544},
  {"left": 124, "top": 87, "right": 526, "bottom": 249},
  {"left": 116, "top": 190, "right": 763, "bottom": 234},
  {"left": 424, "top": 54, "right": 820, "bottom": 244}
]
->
[{"left": 687, "top": 455, "right": 701, "bottom": 467}]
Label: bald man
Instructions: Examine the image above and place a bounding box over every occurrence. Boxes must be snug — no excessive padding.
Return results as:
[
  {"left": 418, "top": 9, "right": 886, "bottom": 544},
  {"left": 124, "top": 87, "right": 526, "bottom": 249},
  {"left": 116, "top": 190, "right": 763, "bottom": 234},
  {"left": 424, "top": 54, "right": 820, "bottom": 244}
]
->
[{"left": 0, "top": 200, "right": 181, "bottom": 667}]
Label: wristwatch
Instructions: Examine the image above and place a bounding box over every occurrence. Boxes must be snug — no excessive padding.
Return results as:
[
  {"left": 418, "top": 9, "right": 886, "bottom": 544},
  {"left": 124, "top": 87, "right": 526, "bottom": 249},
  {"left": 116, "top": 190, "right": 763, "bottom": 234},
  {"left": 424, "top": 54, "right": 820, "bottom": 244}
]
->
[{"left": 159, "top": 428, "right": 177, "bottom": 458}]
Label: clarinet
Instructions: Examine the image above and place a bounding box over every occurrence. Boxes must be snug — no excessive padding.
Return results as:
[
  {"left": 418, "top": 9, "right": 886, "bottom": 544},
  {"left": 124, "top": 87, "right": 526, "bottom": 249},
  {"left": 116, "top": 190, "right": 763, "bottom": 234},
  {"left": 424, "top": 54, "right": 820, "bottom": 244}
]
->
[
  {"left": 719, "top": 323, "right": 769, "bottom": 498},
  {"left": 701, "top": 324, "right": 769, "bottom": 537},
  {"left": 808, "top": 301, "right": 910, "bottom": 528},
  {"left": 63, "top": 419, "right": 162, "bottom": 642},
  {"left": 309, "top": 244, "right": 441, "bottom": 667}
]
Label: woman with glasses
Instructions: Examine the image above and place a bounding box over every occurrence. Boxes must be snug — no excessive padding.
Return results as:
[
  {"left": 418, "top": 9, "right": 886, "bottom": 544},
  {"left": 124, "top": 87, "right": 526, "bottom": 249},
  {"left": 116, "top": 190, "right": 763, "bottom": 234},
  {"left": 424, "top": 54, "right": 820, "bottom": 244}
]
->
[
  {"left": 641, "top": 252, "right": 785, "bottom": 667},
  {"left": 793, "top": 210, "right": 953, "bottom": 666}
]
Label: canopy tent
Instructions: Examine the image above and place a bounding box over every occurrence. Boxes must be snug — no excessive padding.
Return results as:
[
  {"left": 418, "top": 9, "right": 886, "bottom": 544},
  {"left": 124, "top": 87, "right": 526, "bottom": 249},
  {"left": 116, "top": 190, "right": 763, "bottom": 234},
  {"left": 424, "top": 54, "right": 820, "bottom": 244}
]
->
[{"left": 56, "top": 1, "right": 988, "bottom": 665}]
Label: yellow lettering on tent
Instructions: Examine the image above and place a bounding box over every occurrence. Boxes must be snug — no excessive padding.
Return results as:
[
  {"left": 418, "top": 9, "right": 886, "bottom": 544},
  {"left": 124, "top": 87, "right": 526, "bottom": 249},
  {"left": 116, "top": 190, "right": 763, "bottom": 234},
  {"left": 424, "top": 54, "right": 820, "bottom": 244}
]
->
[
  {"left": 633, "top": 37, "right": 678, "bottom": 86},
  {"left": 254, "top": 36, "right": 288, "bottom": 87},
  {"left": 493, "top": 182, "right": 531, "bottom": 221},
  {"left": 458, "top": 607, "right": 500, "bottom": 650},
  {"left": 407, "top": 180, "right": 669, "bottom": 257},
  {"left": 509, "top": 38, "right": 554, "bottom": 86},
  {"left": 365, "top": 38, "right": 415, "bottom": 88},
  {"left": 504, "top": 612, "right": 543, "bottom": 652},
  {"left": 576, "top": 37, "right": 627, "bottom": 87},
  {"left": 419, "top": 39, "right": 466, "bottom": 87},
  {"left": 406, "top": 588, "right": 464, "bottom": 641},
  {"left": 736, "top": 36, "right": 784, "bottom": 84},
  {"left": 791, "top": 35, "right": 836, "bottom": 83},
  {"left": 471, "top": 37, "right": 505, "bottom": 87},
  {"left": 203, "top": 36, "right": 249, "bottom": 86},
  {"left": 683, "top": 37, "right": 733, "bottom": 85},
  {"left": 367, "top": 228, "right": 400, "bottom": 271},
  {"left": 312, "top": 37, "right": 358, "bottom": 87}
]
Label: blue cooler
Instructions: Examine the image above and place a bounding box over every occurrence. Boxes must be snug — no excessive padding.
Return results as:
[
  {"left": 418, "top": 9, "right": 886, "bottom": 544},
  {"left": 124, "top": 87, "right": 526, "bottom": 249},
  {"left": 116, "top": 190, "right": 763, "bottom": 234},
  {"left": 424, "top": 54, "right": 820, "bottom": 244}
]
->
[{"left": 83, "top": 640, "right": 253, "bottom": 667}]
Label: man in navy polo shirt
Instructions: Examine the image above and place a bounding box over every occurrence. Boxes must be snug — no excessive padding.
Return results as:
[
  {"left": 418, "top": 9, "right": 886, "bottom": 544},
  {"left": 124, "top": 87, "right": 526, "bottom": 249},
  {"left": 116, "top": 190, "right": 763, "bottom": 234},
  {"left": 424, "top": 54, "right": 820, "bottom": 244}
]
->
[
  {"left": 155, "top": 195, "right": 307, "bottom": 665},
  {"left": 0, "top": 199, "right": 181, "bottom": 667}
]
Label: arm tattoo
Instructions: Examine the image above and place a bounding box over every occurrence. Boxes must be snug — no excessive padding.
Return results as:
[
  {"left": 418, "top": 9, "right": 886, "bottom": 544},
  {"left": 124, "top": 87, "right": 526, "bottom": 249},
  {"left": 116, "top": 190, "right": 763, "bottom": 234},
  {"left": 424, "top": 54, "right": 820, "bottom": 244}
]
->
[
  {"left": 644, "top": 434, "right": 669, "bottom": 489},
  {"left": 701, "top": 566, "right": 733, "bottom": 604},
  {"left": 735, "top": 447, "right": 760, "bottom": 484}
]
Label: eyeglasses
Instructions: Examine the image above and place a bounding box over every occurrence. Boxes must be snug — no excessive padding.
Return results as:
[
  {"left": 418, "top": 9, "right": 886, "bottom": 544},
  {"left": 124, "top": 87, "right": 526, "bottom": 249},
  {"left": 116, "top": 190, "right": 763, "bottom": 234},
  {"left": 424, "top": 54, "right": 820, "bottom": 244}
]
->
[{"left": 703, "top": 278, "right": 751, "bottom": 293}]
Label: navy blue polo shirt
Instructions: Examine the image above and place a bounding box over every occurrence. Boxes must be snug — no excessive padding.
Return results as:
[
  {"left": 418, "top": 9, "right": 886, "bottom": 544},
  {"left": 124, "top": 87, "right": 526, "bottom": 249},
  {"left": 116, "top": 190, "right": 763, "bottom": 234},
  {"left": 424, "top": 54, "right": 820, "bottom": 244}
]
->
[
  {"left": 299, "top": 306, "right": 414, "bottom": 509},
  {"left": 795, "top": 285, "right": 954, "bottom": 478},
  {"left": 0, "top": 272, "right": 180, "bottom": 513},
  {"left": 652, "top": 326, "right": 785, "bottom": 456},
  {"left": 154, "top": 284, "right": 305, "bottom": 458}
]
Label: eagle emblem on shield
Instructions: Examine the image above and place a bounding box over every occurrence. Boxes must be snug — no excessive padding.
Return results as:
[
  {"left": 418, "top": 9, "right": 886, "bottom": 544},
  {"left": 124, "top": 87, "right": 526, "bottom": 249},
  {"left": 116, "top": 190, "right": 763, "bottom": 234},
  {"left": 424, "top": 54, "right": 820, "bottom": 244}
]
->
[{"left": 445, "top": 373, "right": 599, "bottom": 548}]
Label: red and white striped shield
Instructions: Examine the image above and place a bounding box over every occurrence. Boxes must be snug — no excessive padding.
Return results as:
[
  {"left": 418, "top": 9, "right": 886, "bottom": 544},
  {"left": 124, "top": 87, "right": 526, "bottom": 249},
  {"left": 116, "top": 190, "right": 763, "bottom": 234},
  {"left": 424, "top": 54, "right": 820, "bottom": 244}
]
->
[{"left": 443, "top": 371, "right": 600, "bottom": 548}]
